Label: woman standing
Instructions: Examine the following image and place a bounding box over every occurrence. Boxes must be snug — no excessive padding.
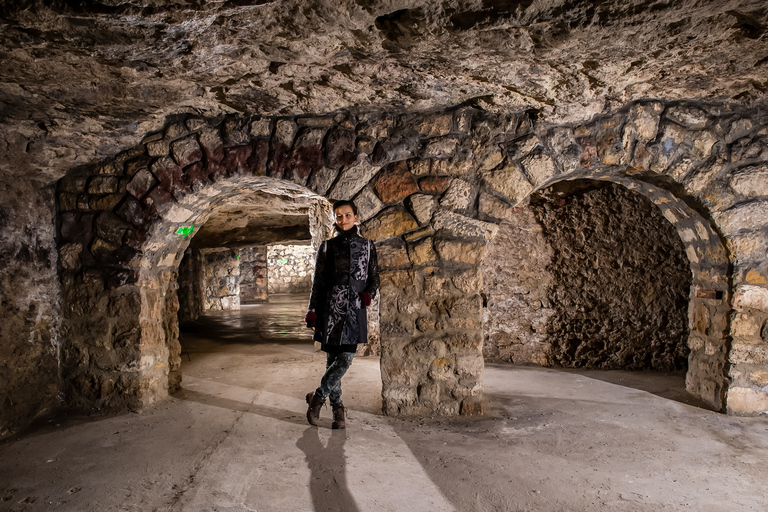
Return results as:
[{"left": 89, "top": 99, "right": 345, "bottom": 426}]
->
[{"left": 304, "top": 200, "right": 379, "bottom": 429}]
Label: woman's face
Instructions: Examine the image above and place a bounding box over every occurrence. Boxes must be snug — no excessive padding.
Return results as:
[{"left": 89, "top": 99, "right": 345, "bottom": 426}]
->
[{"left": 335, "top": 205, "right": 358, "bottom": 231}]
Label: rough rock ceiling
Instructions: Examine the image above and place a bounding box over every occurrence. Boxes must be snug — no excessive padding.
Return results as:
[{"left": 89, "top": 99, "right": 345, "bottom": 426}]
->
[
  {"left": 190, "top": 188, "right": 315, "bottom": 248},
  {"left": 1, "top": 0, "right": 767, "bottom": 183}
]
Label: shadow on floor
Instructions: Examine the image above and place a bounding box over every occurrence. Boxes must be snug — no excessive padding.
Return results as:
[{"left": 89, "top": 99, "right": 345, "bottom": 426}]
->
[
  {"left": 173, "top": 387, "right": 308, "bottom": 426},
  {"left": 551, "top": 367, "right": 719, "bottom": 411},
  {"left": 296, "top": 428, "right": 360, "bottom": 512}
]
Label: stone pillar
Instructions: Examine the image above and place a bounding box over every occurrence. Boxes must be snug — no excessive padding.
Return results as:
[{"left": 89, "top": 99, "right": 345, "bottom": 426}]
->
[
  {"left": 239, "top": 246, "right": 268, "bottom": 303},
  {"left": 200, "top": 248, "right": 241, "bottom": 311},
  {"left": 178, "top": 247, "right": 204, "bottom": 322}
]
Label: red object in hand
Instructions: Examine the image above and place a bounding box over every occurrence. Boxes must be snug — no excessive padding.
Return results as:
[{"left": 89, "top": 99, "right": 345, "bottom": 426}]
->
[
  {"left": 360, "top": 292, "right": 371, "bottom": 307},
  {"left": 305, "top": 312, "right": 316, "bottom": 329}
]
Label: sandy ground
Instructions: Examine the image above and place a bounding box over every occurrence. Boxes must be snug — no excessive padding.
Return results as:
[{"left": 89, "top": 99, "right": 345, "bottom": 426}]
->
[{"left": 1, "top": 295, "right": 767, "bottom": 512}]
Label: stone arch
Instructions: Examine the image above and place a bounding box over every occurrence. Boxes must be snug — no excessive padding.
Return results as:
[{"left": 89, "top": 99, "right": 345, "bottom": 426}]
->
[
  {"left": 56, "top": 107, "right": 510, "bottom": 415},
  {"left": 55, "top": 100, "right": 768, "bottom": 416},
  {"left": 483, "top": 171, "right": 731, "bottom": 410}
]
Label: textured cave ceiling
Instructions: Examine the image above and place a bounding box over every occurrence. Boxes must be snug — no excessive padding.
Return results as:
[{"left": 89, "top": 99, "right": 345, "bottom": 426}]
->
[
  {"left": 0, "top": 0, "right": 767, "bottom": 184},
  {"left": 190, "top": 188, "right": 316, "bottom": 248}
]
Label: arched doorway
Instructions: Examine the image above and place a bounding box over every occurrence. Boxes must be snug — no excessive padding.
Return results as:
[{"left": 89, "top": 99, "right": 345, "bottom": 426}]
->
[{"left": 482, "top": 175, "right": 731, "bottom": 411}]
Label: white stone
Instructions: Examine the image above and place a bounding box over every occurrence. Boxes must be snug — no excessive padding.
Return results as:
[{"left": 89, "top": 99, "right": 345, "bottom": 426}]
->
[
  {"left": 328, "top": 155, "right": 379, "bottom": 200},
  {"left": 407, "top": 194, "right": 438, "bottom": 225},
  {"left": 730, "top": 165, "right": 768, "bottom": 198},
  {"left": 715, "top": 201, "right": 768, "bottom": 236},
  {"left": 733, "top": 285, "right": 768, "bottom": 312},
  {"left": 727, "top": 387, "right": 768, "bottom": 415},
  {"left": 432, "top": 210, "right": 498, "bottom": 240},
  {"left": 520, "top": 153, "right": 556, "bottom": 186},
  {"left": 439, "top": 179, "right": 472, "bottom": 211}
]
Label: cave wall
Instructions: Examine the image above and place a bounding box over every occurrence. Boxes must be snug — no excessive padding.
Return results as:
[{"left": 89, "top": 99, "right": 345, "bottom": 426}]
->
[
  {"left": 267, "top": 244, "right": 314, "bottom": 294},
  {"left": 531, "top": 181, "right": 692, "bottom": 371},
  {"left": 0, "top": 180, "right": 60, "bottom": 438}
]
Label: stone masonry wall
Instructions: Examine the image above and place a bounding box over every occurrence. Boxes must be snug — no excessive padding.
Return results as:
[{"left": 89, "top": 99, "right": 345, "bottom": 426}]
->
[
  {"left": 0, "top": 180, "right": 60, "bottom": 438},
  {"left": 239, "top": 246, "right": 268, "bottom": 303},
  {"left": 201, "top": 248, "right": 240, "bottom": 311},
  {"left": 53, "top": 99, "right": 768, "bottom": 420},
  {"left": 267, "top": 244, "right": 313, "bottom": 294},
  {"left": 531, "top": 181, "right": 692, "bottom": 371},
  {"left": 482, "top": 208, "right": 554, "bottom": 365}
]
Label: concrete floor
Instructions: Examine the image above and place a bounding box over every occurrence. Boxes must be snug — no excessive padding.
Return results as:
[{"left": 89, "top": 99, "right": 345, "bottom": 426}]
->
[{"left": 1, "top": 294, "right": 767, "bottom": 511}]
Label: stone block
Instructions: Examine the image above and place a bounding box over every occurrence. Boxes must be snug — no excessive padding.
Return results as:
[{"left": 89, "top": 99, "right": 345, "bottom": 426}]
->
[
  {"left": 146, "top": 138, "right": 170, "bottom": 158},
  {"left": 409, "top": 159, "right": 431, "bottom": 176},
  {"left": 729, "top": 343, "right": 768, "bottom": 365},
  {"left": 371, "top": 134, "right": 419, "bottom": 166},
  {"left": 415, "top": 114, "right": 453, "bottom": 137},
  {"left": 372, "top": 161, "right": 419, "bottom": 203},
  {"left": 408, "top": 238, "right": 436, "bottom": 266},
  {"left": 403, "top": 226, "right": 435, "bottom": 242},
  {"left": 354, "top": 186, "right": 385, "bottom": 223},
  {"left": 328, "top": 155, "right": 380, "bottom": 200},
  {"left": 452, "top": 268, "right": 482, "bottom": 294},
  {"left": 730, "top": 165, "right": 768, "bottom": 198},
  {"left": 406, "top": 194, "right": 438, "bottom": 225},
  {"left": 323, "top": 126, "right": 356, "bottom": 169},
  {"left": 165, "top": 122, "right": 187, "bottom": 140},
  {"left": 521, "top": 153, "right": 556, "bottom": 186},
  {"left": 287, "top": 128, "right": 326, "bottom": 185},
  {"left": 728, "top": 232, "right": 768, "bottom": 262},
  {"left": 734, "top": 285, "right": 768, "bottom": 312},
  {"left": 307, "top": 166, "right": 338, "bottom": 196},
  {"left": 432, "top": 210, "right": 498, "bottom": 240},
  {"left": 377, "top": 238, "right": 410, "bottom": 269},
  {"left": 90, "top": 194, "right": 123, "bottom": 211},
  {"left": 60, "top": 243, "right": 83, "bottom": 271},
  {"left": 478, "top": 191, "right": 513, "bottom": 220},
  {"left": 629, "top": 102, "right": 663, "bottom": 141},
  {"left": 477, "top": 148, "right": 504, "bottom": 171},
  {"left": 88, "top": 176, "right": 119, "bottom": 195},
  {"left": 483, "top": 164, "right": 533, "bottom": 205},
  {"left": 361, "top": 206, "right": 418, "bottom": 241},
  {"left": 127, "top": 168, "right": 156, "bottom": 199},
  {"left": 95, "top": 212, "right": 129, "bottom": 246},
  {"left": 171, "top": 135, "right": 203, "bottom": 168},
  {"left": 249, "top": 117, "right": 271, "bottom": 138},
  {"left": 222, "top": 118, "right": 250, "bottom": 146},
  {"left": 749, "top": 370, "right": 768, "bottom": 387},
  {"left": 745, "top": 269, "right": 768, "bottom": 285},
  {"left": 198, "top": 126, "right": 224, "bottom": 163},
  {"left": 439, "top": 179, "right": 472, "bottom": 211},
  {"left": 714, "top": 201, "right": 768, "bottom": 236},
  {"left": 434, "top": 239, "right": 485, "bottom": 265},
  {"left": 692, "top": 130, "right": 718, "bottom": 161},
  {"left": 727, "top": 386, "right": 768, "bottom": 415},
  {"left": 424, "top": 138, "right": 458, "bottom": 158},
  {"left": 419, "top": 176, "right": 451, "bottom": 193},
  {"left": 665, "top": 105, "right": 709, "bottom": 130}
]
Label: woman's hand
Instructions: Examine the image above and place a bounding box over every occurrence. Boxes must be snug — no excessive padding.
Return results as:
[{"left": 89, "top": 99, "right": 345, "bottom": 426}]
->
[{"left": 305, "top": 312, "right": 317, "bottom": 330}]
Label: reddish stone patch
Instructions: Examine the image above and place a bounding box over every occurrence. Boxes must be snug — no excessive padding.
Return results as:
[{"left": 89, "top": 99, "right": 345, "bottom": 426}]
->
[
  {"left": 288, "top": 143, "right": 324, "bottom": 185},
  {"left": 372, "top": 161, "right": 419, "bottom": 203},
  {"left": 419, "top": 176, "right": 451, "bottom": 193},
  {"left": 222, "top": 144, "right": 254, "bottom": 176},
  {"left": 577, "top": 136, "right": 598, "bottom": 168},
  {"left": 268, "top": 143, "right": 291, "bottom": 179},
  {"left": 324, "top": 126, "right": 356, "bottom": 169},
  {"left": 182, "top": 161, "right": 209, "bottom": 190},
  {"left": 247, "top": 139, "right": 269, "bottom": 175}
]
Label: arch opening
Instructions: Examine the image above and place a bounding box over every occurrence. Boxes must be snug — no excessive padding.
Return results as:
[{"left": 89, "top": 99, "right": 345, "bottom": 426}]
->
[{"left": 482, "top": 176, "right": 732, "bottom": 411}]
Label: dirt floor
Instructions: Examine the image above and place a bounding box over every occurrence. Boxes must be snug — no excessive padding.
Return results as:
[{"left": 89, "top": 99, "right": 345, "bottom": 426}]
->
[{"left": 1, "top": 294, "right": 767, "bottom": 511}]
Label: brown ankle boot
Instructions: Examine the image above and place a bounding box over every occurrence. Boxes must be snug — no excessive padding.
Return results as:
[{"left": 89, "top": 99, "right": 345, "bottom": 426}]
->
[
  {"left": 306, "top": 392, "right": 325, "bottom": 426},
  {"left": 331, "top": 402, "right": 346, "bottom": 430}
]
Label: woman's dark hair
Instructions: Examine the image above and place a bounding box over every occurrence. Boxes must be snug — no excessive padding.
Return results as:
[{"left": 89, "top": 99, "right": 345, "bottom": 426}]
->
[{"left": 333, "top": 200, "right": 358, "bottom": 215}]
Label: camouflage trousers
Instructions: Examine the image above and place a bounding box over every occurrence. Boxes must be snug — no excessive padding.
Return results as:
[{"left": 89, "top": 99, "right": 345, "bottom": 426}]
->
[{"left": 315, "top": 351, "right": 355, "bottom": 406}]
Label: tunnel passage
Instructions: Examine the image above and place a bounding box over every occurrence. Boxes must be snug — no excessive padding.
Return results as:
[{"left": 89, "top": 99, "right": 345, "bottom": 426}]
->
[{"left": 529, "top": 180, "right": 692, "bottom": 371}]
